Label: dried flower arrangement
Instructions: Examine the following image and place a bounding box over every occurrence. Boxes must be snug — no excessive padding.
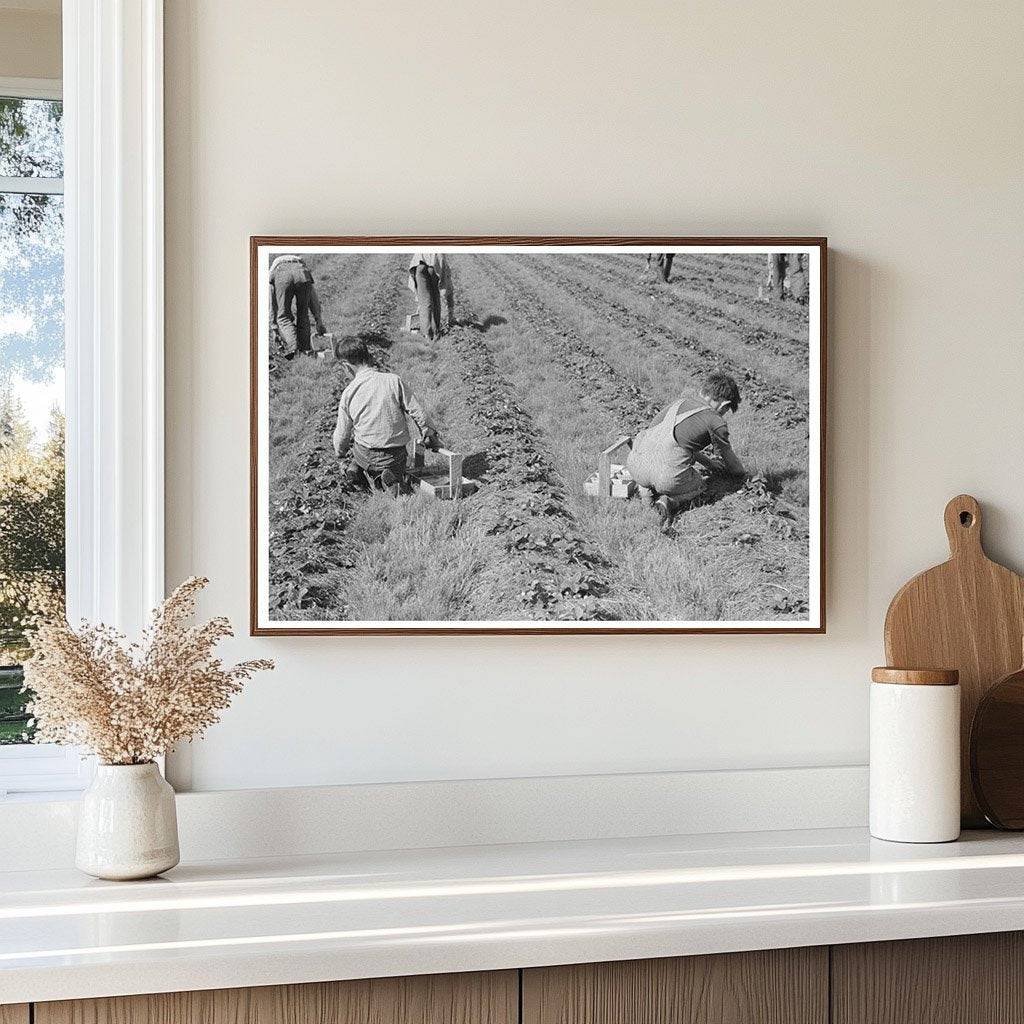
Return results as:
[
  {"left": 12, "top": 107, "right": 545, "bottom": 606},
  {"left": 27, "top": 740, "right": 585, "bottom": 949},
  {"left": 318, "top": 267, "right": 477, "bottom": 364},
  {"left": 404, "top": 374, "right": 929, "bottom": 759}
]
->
[{"left": 23, "top": 577, "right": 273, "bottom": 765}]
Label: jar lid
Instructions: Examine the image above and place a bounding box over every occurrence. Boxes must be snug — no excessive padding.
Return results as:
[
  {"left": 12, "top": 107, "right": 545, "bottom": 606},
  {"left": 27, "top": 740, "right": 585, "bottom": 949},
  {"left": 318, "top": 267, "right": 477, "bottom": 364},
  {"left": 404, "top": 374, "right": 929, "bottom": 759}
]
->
[{"left": 871, "top": 667, "right": 959, "bottom": 686}]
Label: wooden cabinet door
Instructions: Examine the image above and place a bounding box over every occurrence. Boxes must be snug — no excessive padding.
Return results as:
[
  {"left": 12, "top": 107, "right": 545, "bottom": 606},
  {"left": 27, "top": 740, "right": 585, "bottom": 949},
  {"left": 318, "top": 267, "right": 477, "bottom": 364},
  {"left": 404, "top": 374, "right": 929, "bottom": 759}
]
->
[
  {"left": 832, "top": 932, "right": 1024, "bottom": 1024},
  {"left": 35, "top": 971, "right": 517, "bottom": 1024},
  {"left": 0, "top": 1006, "right": 29, "bottom": 1024},
  {"left": 523, "top": 948, "right": 828, "bottom": 1024}
]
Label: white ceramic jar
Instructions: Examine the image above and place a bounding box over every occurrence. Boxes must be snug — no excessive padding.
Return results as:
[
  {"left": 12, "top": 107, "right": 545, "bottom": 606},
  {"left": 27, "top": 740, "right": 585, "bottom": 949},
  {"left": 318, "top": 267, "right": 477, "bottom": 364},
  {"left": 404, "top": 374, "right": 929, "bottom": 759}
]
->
[
  {"left": 869, "top": 667, "right": 961, "bottom": 843},
  {"left": 76, "top": 762, "right": 180, "bottom": 880}
]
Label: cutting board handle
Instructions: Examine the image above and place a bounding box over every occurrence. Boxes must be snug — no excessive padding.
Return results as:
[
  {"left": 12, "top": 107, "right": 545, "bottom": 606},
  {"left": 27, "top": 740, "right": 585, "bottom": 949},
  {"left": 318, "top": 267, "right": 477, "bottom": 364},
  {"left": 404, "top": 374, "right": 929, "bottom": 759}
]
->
[{"left": 944, "top": 494, "right": 983, "bottom": 558}]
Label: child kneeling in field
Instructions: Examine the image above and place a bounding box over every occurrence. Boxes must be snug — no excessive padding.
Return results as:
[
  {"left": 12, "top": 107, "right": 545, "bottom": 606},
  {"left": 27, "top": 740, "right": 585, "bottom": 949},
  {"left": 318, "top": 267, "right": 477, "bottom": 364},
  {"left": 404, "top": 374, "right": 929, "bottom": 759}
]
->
[
  {"left": 626, "top": 372, "right": 747, "bottom": 531},
  {"left": 331, "top": 336, "right": 439, "bottom": 496}
]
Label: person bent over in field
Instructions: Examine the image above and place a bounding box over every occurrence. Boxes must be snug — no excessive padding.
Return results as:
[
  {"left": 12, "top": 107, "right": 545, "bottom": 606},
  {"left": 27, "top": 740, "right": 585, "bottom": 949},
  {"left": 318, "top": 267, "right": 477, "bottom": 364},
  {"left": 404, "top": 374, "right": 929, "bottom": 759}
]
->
[
  {"left": 269, "top": 254, "right": 326, "bottom": 357},
  {"left": 787, "top": 253, "right": 809, "bottom": 303},
  {"left": 646, "top": 252, "right": 675, "bottom": 282},
  {"left": 626, "top": 372, "right": 746, "bottom": 531},
  {"left": 332, "top": 336, "right": 439, "bottom": 497},
  {"left": 408, "top": 252, "right": 455, "bottom": 341},
  {"left": 762, "top": 252, "right": 808, "bottom": 303}
]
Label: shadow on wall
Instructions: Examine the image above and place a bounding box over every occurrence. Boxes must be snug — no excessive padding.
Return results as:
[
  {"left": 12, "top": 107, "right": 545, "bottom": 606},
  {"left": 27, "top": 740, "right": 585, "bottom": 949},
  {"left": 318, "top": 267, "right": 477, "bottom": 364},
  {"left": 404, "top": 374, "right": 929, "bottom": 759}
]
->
[{"left": 827, "top": 250, "right": 873, "bottom": 634}]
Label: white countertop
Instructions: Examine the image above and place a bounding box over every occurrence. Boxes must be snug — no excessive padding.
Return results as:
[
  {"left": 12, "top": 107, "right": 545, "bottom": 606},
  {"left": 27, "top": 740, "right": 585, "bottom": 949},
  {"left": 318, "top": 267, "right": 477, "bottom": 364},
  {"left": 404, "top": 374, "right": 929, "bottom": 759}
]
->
[{"left": 4, "top": 827, "right": 1024, "bottom": 1004}]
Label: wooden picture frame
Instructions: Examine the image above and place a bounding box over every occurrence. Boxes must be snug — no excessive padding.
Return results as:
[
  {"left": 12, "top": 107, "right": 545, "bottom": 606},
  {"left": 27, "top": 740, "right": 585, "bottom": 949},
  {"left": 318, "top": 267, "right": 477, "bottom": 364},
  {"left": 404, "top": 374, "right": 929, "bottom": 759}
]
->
[{"left": 251, "top": 237, "right": 827, "bottom": 635}]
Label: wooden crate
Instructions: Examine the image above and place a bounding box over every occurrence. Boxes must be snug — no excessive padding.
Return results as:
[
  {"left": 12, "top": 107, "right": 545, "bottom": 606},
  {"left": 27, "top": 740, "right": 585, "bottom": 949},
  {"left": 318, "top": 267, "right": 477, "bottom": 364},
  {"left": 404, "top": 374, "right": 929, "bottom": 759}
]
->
[
  {"left": 584, "top": 437, "right": 636, "bottom": 499},
  {"left": 409, "top": 444, "right": 480, "bottom": 500},
  {"left": 584, "top": 465, "right": 635, "bottom": 499}
]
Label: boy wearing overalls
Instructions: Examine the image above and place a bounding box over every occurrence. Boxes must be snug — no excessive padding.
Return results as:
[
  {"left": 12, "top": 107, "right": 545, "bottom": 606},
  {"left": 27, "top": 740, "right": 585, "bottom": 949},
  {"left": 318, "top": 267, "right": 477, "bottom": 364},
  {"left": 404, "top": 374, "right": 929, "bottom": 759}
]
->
[{"left": 626, "top": 372, "right": 746, "bottom": 530}]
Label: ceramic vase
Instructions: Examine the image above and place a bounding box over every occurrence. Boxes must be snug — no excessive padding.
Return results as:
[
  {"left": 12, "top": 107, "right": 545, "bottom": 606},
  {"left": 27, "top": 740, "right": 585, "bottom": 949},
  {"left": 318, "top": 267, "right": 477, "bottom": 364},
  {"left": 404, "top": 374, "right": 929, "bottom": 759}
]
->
[{"left": 76, "top": 762, "right": 180, "bottom": 880}]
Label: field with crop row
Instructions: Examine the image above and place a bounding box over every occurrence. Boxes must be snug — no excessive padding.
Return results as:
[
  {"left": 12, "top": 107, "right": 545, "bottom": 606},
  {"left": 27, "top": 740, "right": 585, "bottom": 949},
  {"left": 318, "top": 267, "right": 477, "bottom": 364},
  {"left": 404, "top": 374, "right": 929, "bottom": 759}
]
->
[{"left": 266, "top": 253, "right": 813, "bottom": 623}]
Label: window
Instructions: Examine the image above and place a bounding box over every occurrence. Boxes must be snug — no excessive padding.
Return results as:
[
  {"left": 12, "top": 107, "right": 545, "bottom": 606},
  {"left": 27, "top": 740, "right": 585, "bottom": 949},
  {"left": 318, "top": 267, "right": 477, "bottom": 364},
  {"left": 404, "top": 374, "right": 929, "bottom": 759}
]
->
[
  {"left": 0, "top": 6, "right": 166, "bottom": 797},
  {"left": 0, "top": 79, "right": 84, "bottom": 797}
]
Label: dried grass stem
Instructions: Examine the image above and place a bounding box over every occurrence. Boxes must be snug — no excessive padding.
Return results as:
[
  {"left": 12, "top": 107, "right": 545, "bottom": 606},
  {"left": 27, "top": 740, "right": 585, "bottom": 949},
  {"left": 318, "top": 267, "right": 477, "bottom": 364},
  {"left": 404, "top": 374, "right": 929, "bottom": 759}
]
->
[{"left": 23, "top": 577, "right": 273, "bottom": 765}]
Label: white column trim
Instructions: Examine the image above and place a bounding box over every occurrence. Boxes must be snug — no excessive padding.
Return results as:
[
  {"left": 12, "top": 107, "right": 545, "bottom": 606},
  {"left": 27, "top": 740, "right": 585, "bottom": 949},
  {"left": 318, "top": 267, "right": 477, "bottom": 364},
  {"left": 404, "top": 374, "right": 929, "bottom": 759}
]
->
[{"left": 63, "top": 0, "right": 164, "bottom": 636}]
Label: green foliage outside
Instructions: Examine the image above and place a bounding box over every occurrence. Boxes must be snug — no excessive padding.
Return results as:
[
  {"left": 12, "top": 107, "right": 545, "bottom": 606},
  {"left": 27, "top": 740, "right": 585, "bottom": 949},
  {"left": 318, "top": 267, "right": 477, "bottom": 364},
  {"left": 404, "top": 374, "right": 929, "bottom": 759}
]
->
[
  {"left": 0, "top": 94, "right": 66, "bottom": 744},
  {"left": 0, "top": 394, "right": 65, "bottom": 743}
]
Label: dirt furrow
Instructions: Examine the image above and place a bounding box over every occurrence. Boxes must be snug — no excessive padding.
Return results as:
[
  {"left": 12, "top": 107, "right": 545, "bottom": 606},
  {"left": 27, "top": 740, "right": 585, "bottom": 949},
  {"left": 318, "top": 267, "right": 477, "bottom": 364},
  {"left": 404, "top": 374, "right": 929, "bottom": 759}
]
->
[
  {"left": 579, "top": 254, "right": 809, "bottom": 366},
  {"left": 469, "top": 257, "right": 658, "bottom": 435},
  {"left": 519, "top": 255, "right": 807, "bottom": 430},
  {"left": 429, "top": 280, "right": 621, "bottom": 620},
  {"left": 676, "top": 252, "right": 764, "bottom": 290},
  {"left": 668, "top": 253, "right": 811, "bottom": 331},
  {"left": 588, "top": 252, "right": 812, "bottom": 336},
  {"left": 267, "top": 254, "right": 403, "bottom": 619}
]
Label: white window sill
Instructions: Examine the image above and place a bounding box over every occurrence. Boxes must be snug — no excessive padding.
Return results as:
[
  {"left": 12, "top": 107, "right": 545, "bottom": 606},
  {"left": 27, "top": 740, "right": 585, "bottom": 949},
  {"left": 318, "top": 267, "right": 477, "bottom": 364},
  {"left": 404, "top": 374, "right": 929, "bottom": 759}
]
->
[{"left": 0, "top": 744, "right": 94, "bottom": 799}]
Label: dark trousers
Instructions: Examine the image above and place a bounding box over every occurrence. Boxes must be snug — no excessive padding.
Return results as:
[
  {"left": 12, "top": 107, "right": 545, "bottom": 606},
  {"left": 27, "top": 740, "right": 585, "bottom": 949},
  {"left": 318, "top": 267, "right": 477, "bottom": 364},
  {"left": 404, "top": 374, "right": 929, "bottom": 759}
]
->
[
  {"left": 787, "top": 253, "right": 809, "bottom": 303},
  {"left": 272, "top": 264, "right": 312, "bottom": 354},
  {"left": 767, "top": 253, "right": 787, "bottom": 300},
  {"left": 352, "top": 443, "right": 408, "bottom": 497},
  {"left": 646, "top": 253, "right": 674, "bottom": 282},
  {"left": 414, "top": 264, "right": 443, "bottom": 340}
]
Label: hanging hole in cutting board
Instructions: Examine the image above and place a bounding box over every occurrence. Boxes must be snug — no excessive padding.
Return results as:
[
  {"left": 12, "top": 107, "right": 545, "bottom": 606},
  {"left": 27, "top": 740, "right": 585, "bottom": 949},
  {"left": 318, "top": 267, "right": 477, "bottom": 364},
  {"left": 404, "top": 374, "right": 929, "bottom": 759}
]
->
[{"left": 960, "top": 511, "right": 974, "bottom": 527}]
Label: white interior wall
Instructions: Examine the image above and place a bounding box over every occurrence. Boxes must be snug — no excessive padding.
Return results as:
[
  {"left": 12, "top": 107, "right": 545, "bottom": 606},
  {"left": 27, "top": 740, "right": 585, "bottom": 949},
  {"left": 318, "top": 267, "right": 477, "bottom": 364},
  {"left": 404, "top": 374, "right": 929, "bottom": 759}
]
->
[{"left": 163, "top": 0, "right": 1024, "bottom": 792}]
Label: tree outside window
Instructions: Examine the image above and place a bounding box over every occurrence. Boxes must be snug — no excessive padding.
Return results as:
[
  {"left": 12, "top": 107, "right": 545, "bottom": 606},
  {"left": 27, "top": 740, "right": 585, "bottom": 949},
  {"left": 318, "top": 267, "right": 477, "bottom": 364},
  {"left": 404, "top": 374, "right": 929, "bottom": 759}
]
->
[{"left": 0, "top": 94, "right": 65, "bottom": 745}]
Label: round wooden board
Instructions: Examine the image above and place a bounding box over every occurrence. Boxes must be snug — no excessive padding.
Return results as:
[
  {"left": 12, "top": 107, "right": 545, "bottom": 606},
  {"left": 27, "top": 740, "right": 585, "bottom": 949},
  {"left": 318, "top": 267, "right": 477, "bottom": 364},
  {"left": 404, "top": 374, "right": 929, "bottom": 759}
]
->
[{"left": 970, "top": 664, "right": 1024, "bottom": 829}]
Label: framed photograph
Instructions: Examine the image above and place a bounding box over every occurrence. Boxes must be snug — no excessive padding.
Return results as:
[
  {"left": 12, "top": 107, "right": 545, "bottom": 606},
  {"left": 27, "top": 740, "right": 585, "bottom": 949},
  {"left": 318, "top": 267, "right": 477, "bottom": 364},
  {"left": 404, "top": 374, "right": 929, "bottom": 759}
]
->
[{"left": 250, "top": 237, "right": 826, "bottom": 635}]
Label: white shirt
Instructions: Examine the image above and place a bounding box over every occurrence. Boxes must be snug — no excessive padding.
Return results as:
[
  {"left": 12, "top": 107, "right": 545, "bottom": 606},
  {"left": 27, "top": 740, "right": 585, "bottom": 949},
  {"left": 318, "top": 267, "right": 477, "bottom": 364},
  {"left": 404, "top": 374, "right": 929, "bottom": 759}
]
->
[{"left": 332, "top": 366, "right": 433, "bottom": 453}]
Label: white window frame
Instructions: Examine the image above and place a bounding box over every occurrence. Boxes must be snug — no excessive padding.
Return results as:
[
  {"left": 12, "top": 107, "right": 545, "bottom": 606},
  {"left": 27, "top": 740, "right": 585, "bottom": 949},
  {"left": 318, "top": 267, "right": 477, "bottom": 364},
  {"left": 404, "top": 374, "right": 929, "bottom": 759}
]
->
[
  {"left": 0, "top": 76, "right": 61, "bottom": 101},
  {"left": 0, "top": 0, "right": 165, "bottom": 799},
  {"left": 0, "top": 75, "right": 85, "bottom": 797},
  {"left": 0, "top": 76, "right": 64, "bottom": 193}
]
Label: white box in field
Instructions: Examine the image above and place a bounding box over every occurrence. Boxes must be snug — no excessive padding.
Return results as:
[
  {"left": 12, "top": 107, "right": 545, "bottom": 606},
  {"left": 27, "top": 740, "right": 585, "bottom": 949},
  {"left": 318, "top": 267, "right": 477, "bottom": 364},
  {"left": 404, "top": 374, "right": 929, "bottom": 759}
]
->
[{"left": 585, "top": 464, "right": 635, "bottom": 499}]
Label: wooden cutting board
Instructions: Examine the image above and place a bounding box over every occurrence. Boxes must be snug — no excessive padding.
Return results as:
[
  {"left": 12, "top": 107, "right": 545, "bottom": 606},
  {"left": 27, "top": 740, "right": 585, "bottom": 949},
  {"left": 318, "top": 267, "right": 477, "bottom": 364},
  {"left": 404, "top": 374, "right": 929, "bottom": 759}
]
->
[
  {"left": 970, "top": 650, "right": 1024, "bottom": 828},
  {"left": 884, "top": 494, "right": 1024, "bottom": 826}
]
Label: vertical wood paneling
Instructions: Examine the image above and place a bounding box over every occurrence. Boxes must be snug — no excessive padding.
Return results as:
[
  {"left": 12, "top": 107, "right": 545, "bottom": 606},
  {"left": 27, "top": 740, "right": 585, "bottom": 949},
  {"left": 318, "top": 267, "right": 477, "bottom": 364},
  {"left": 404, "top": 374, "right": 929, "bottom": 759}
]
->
[
  {"left": 0, "top": 1006, "right": 29, "bottom": 1024},
  {"left": 832, "top": 932, "right": 1024, "bottom": 1024},
  {"left": 522, "top": 948, "right": 828, "bottom": 1024},
  {"left": 35, "top": 971, "right": 518, "bottom": 1024}
]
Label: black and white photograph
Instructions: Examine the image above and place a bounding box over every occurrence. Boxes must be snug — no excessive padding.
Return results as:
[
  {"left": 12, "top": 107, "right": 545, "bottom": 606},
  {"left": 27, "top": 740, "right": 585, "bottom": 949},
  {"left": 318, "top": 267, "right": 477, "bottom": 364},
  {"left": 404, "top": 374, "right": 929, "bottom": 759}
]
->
[{"left": 251, "top": 239, "right": 825, "bottom": 634}]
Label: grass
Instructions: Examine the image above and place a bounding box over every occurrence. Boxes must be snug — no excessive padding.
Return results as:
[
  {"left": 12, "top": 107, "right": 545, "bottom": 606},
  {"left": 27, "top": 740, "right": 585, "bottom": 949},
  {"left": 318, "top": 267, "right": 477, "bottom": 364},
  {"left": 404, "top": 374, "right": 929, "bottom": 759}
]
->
[
  {"left": 0, "top": 721, "right": 30, "bottom": 744},
  {"left": 342, "top": 491, "right": 523, "bottom": 621}
]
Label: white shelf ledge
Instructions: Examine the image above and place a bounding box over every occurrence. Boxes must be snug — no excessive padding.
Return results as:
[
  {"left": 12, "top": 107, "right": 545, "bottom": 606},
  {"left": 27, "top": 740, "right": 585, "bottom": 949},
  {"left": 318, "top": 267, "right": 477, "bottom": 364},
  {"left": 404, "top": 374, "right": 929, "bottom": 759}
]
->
[{"left": 4, "top": 827, "right": 1024, "bottom": 1004}]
